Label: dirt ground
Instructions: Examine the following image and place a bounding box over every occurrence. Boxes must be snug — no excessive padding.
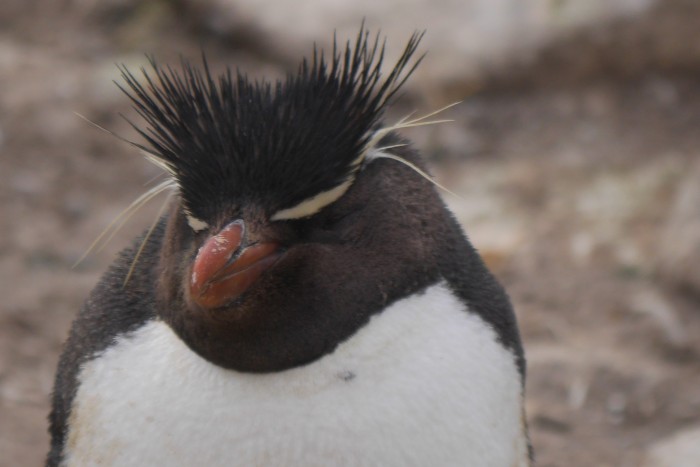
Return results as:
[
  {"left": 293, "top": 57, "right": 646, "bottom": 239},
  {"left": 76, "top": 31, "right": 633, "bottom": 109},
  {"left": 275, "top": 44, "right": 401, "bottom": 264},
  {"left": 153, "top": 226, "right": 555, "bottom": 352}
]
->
[{"left": 2, "top": 2, "right": 699, "bottom": 466}]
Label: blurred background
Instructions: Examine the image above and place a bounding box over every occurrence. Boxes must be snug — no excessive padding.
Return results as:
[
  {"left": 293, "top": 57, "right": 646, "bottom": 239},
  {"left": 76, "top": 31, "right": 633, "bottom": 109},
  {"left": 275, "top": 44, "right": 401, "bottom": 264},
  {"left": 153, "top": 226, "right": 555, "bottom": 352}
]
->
[{"left": 1, "top": 0, "right": 700, "bottom": 465}]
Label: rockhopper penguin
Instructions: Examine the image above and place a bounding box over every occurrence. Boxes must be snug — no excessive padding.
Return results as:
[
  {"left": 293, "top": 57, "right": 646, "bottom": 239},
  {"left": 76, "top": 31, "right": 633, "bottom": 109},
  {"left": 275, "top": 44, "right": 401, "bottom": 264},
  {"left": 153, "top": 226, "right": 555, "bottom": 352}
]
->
[{"left": 48, "top": 28, "right": 531, "bottom": 466}]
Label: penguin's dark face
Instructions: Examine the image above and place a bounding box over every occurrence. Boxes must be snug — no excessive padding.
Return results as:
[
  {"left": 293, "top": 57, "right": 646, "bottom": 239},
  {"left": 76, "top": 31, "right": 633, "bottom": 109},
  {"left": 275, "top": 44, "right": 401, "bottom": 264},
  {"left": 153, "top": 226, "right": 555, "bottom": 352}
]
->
[{"left": 122, "top": 30, "right": 445, "bottom": 372}]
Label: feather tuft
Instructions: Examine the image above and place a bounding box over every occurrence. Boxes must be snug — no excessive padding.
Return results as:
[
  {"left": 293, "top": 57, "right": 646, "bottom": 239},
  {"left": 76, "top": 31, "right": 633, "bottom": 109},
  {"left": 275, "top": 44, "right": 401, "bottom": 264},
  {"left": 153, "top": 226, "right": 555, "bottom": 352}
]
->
[{"left": 117, "top": 25, "right": 425, "bottom": 223}]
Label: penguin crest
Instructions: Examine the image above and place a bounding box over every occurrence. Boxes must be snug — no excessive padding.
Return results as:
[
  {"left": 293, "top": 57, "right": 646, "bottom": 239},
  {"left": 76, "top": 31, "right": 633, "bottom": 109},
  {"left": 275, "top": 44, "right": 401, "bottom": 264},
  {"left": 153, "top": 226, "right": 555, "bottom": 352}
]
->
[{"left": 119, "top": 27, "right": 424, "bottom": 227}]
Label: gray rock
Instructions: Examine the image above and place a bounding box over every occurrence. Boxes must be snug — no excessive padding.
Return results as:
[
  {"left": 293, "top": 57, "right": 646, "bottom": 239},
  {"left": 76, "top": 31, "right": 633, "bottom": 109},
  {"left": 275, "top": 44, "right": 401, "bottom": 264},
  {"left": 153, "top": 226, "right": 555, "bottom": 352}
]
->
[
  {"left": 656, "top": 160, "right": 700, "bottom": 294},
  {"left": 644, "top": 425, "right": 700, "bottom": 467}
]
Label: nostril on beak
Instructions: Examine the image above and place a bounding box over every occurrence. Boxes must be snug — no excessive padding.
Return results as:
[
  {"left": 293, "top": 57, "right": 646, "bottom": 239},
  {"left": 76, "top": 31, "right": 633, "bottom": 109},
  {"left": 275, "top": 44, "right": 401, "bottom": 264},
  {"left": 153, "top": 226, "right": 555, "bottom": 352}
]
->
[{"left": 191, "top": 220, "right": 245, "bottom": 296}]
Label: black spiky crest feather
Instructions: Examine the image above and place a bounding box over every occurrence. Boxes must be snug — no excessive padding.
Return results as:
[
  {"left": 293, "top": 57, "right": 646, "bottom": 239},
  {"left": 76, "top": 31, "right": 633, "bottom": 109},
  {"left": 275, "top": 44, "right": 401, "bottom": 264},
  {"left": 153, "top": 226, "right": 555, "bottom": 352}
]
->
[{"left": 118, "top": 27, "right": 424, "bottom": 224}]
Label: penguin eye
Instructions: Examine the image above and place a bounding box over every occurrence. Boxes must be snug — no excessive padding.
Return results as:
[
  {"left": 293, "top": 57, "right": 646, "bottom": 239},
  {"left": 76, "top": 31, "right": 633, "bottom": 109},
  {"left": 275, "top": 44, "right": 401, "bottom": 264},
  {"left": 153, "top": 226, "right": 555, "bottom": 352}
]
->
[{"left": 270, "top": 178, "right": 355, "bottom": 221}]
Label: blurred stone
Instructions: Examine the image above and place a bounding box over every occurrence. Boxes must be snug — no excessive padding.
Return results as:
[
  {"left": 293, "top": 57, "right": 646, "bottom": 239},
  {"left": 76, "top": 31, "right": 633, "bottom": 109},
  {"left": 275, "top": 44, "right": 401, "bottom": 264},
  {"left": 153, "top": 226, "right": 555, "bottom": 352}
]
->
[
  {"left": 645, "top": 77, "right": 680, "bottom": 108},
  {"left": 570, "top": 232, "right": 595, "bottom": 266},
  {"left": 424, "top": 121, "right": 485, "bottom": 162},
  {"left": 656, "top": 160, "right": 700, "bottom": 294},
  {"left": 630, "top": 288, "right": 688, "bottom": 348},
  {"left": 606, "top": 392, "right": 627, "bottom": 425},
  {"left": 63, "top": 195, "right": 90, "bottom": 221},
  {"left": 644, "top": 425, "right": 700, "bottom": 467},
  {"left": 532, "top": 413, "right": 571, "bottom": 433},
  {"left": 567, "top": 374, "right": 590, "bottom": 410},
  {"left": 11, "top": 172, "right": 42, "bottom": 196}
]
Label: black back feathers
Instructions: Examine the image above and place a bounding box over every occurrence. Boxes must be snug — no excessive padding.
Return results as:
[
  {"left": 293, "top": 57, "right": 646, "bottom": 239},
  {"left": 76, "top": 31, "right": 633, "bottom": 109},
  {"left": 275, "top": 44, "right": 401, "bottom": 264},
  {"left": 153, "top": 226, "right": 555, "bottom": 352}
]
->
[{"left": 119, "top": 27, "right": 424, "bottom": 223}]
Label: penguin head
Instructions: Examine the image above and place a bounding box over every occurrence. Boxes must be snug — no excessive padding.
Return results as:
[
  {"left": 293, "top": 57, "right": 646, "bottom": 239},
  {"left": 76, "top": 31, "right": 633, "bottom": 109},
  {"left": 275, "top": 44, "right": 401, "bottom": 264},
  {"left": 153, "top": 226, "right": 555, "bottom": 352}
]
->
[{"left": 122, "top": 29, "right": 450, "bottom": 372}]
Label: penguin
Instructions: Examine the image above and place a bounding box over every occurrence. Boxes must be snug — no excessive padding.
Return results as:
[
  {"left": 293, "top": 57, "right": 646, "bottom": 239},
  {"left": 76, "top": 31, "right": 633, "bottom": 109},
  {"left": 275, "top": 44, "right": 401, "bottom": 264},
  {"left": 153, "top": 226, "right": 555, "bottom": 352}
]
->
[{"left": 48, "top": 27, "right": 531, "bottom": 467}]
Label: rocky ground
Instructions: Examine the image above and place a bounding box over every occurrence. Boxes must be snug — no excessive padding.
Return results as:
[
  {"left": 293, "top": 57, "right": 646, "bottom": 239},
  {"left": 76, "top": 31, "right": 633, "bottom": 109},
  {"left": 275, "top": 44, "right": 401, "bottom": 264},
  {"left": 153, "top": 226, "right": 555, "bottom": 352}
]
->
[{"left": 1, "top": 1, "right": 699, "bottom": 466}]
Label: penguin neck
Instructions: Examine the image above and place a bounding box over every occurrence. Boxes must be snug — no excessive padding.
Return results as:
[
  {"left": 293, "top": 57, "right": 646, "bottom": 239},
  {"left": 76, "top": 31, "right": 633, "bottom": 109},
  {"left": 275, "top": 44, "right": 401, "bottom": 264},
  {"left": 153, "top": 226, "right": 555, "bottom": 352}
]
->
[{"left": 155, "top": 214, "right": 442, "bottom": 373}]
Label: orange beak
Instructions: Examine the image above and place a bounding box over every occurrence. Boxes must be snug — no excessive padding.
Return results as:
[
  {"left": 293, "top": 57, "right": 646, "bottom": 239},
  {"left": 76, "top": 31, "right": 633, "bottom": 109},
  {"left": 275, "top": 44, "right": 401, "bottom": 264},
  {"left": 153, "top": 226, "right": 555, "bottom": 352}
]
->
[{"left": 190, "top": 220, "right": 282, "bottom": 309}]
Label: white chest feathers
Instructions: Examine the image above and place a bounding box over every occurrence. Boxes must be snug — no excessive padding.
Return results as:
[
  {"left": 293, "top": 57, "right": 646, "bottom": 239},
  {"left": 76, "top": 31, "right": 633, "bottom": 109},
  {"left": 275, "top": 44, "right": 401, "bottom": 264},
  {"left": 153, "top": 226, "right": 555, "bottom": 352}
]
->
[{"left": 64, "top": 282, "right": 529, "bottom": 467}]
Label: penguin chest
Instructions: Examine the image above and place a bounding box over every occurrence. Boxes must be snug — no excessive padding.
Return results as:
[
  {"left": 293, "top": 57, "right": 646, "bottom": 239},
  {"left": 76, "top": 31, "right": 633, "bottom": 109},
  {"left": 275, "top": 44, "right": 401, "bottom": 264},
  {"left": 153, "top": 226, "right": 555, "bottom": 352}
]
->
[{"left": 64, "top": 282, "right": 528, "bottom": 467}]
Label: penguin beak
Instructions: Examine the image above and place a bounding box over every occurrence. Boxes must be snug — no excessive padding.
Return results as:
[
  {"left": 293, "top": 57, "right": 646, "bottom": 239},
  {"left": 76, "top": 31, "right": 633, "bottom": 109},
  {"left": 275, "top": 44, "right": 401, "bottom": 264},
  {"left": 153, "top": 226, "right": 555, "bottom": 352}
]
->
[{"left": 190, "top": 220, "right": 283, "bottom": 309}]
